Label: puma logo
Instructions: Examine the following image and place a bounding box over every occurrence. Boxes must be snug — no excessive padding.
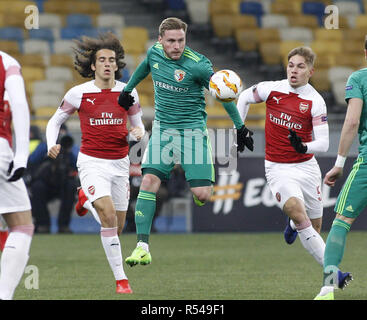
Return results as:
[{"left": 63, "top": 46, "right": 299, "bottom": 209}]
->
[
  {"left": 87, "top": 98, "right": 96, "bottom": 105},
  {"left": 272, "top": 96, "right": 282, "bottom": 104}
]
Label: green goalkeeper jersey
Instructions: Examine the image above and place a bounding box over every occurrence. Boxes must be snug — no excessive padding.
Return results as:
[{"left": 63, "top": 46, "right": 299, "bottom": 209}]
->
[
  {"left": 345, "top": 67, "right": 367, "bottom": 154},
  {"left": 125, "top": 42, "right": 243, "bottom": 130}
]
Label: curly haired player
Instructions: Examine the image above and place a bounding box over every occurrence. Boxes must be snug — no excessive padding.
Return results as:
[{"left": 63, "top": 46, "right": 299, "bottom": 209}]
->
[{"left": 46, "top": 32, "right": 145, "bottom": 294}]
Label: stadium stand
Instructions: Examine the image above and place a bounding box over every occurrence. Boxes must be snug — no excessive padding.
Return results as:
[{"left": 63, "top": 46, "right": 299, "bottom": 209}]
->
[
  {"left": 185, "top": 0, "right": 210, "bottom": 25},
  {"left": 0, "top": 40, "right": 20, "bottom": 55},
  {"left": 96, "top": 13, "right": 125, "bottom": 29},
  {"left": 66, "top": 14, "right": 93, "bottom": 28},
  {"left": 2, "top": 0, "right": 364, "bottom": 128},
  {"left": 23, "top": 39, "right": 51, "bottom": 54},
  {"left": 0, "top": 27, "right": 24, "bottom": 41},
  {"left": 38, "top": 13, "right": 63, "bottom": 28}
]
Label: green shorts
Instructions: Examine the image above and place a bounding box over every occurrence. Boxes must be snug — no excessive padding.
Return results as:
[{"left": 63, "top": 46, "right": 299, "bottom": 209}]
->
[
  {"left": 335, "top": 155, "right": 367, "bottom": 218},
  {"left": 141, "top": 123, "right": 215, "bottom": 187}
]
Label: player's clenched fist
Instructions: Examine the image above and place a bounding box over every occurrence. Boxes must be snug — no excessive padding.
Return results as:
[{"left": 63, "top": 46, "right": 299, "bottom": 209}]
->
[
  {"left": 237, "top": 125, "right": 254, "bottom": 152},
  {"left": 130, "top": 126, "right": 144, "bottom": 140},
  {"left": 48, "top": 144, "right": 61, "bottom": 159},
  {"left": 118, "top": 90, "right": 135, "bottom": 111},
  {"left": 323, "top": 166, "right": 343, "bottom": 187},
  {"left": 288, "top": 129, "right": 307, "bottom": 154}
]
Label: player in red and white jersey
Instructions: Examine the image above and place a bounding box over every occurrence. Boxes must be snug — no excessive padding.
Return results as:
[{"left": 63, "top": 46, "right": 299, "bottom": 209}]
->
[
  {"left": 46, "top": 33, "right": 145, "bottom": 294},
  {"left": 0, "top": 92, "right": 9, "bottom": 252},
  {"left": 237, "top": 46, "right": 329, "bottom": 269},
  {"left": 0, "top": 51, "right": 34, "bottom": 300}
]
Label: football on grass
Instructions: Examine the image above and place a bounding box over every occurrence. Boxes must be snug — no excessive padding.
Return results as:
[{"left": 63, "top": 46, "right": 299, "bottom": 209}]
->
[{"left": 209, "top": 69, "right": 243, "bottom": 102}]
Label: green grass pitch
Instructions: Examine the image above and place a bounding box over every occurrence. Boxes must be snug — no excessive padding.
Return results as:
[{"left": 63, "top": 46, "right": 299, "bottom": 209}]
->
[{"left": 12, "top": 232, "right": 367, "bottom": 300}]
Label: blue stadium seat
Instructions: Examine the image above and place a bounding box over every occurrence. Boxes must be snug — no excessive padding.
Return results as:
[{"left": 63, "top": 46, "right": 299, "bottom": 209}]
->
[
  {"left": 60, "top": 27, "right": 99, "bottom": 40},
  {"left": 28, "top": 28, "right": 54, "bottom": 41},
  {"left": 66, "top": 14, "right": 93, "bottom": 28},
  {"left": 0, "top": 27, "right": 24, "bottom": 41},
  {"left": 302, "top": 1, "right": 325, "bottom": 26},
  {"left": 239, "top": 1, "right": 263, "bottom": 26},
  {"left": 34, "top": 0, "right": 46, "bottom": 12},
  {"left": 120, "top": 68, "right": 130, "bottom": 83},
  {"left": 165, "top": 0, "right": 186, "bottom": 10}
]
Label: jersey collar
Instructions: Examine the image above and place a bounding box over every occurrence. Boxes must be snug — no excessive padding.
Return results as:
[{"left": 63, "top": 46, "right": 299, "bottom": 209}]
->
[
  {"left": 92, "top": 80, "right": 117, "bottom": 91},
  {"left": 287, "top": 81, "right": 309, "bottom": 95}
]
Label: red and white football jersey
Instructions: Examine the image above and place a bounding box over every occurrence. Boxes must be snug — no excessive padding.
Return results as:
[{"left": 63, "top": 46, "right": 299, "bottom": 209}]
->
[
  {"left": 251, "top": 79, "right": 327, "bottom": 163},
  {"left": 60, "top": 80, "right": 140, "bottom": 159},
  {"left": 0, "top": 52, "right": 21, "bottom": 148}
]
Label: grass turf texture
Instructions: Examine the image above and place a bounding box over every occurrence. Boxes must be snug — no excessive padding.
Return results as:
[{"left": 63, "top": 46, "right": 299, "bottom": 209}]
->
[{"left": 12, "top": 232, "right": 367, "bottom": 300}]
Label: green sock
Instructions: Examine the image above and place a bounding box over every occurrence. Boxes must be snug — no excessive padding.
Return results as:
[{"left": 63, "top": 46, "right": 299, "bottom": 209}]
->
[
  {"left": 134, "top": 191, "right": 156, "bottom": 244},
  {"left": 323, "top": 218, "right": 351, "bottom": 286}
]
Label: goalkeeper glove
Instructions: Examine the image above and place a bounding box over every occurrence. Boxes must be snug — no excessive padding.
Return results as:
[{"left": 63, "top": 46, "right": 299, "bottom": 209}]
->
[
  {"left": 288, "top": 129, "right": 307, "bottom": 154},
  {"left": 7, "top": 161, "right": 26, "bottom": 182},
  {"left": 118, "top": 90, "right": 135, "bottom": 111},
  {"left": 237, "top": 125, "right": 254, "bottom": 152}
]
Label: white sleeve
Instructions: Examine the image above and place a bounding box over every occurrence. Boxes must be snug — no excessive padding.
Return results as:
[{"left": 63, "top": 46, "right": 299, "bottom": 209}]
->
[
  {"left": 128, "top": 112, "right": 145, "bottom": 141},
  {"left": 5, "top": 73, "right": 30, "bottom": 168},
  {"left": 306, "top": 123, "right": 329, "bottom": 153},
  {"left": 306, "top": 97, "right": 329, "bottom": 153},
  {"left": 46, "top": 101, "right": 74, "bottom": 151},
  {"left": 236, "top": 87, "right": 253, "bottom": 121},
  {"left": 236, "top": 82, "right": 271, "bottom": 121},
  {"left": 127, "top": 88, "right": 145, "bottom": 141}
]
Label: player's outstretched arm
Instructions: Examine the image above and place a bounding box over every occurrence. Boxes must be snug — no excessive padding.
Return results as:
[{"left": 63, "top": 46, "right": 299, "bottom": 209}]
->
[
  {"left": 237, "top": 125, "right": 254, "bottom": 152},
  {"left": 118, "top": 58, "right": 150, "bottom": 110},
  {"left": 324, "top": 98, "right": 362, "bottom": 186},
  {"left": 5, "top": 65, "right": 30, "bottom": 182},
  {"left": 46, "top": 106, "right": 71, "bottom": 158},
  {"left": 221, "top": 100, "right": 254, "bottom": 152}
]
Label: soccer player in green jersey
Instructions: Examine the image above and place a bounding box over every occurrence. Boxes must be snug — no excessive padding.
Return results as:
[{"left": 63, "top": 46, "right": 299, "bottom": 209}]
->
[
  {"left": 313, "top": 37, "right": 367, "bottom": 300},
  {"left": 118, "top": 17, "right": 253, "bottom": 266}
]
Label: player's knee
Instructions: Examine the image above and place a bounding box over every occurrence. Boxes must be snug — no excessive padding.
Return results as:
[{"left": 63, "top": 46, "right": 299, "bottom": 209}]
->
[
  {"left": 140, "top": 174, "right": 161, "bottom": 192},
  {"left": 284, "top": 197, "right": 302, "bottom": 213},
  {"left": 336, "top": 213, "right": 355, "bottom": 226},
  {"left": 93, "top": 203, "right": 116, "bottom": 227},
  {"left": 100, "top": 213, "right": 116, "bottom": 227},
  {"left": 283, "top": 197, "right": 308, "bottom": 224}
]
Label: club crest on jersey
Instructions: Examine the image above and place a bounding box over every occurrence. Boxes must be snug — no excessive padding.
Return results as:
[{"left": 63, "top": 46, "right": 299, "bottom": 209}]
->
[
  {"left": 299, "top": 102, "right": 309, "bottom": 113},
  {"left": 276, "top": 192, "right": 281, "bottom": 202},
  {"left": 88, "top": 185, "right": 95, "bottom": 195},
  {"left": 174, "top": 69, "right": 185, "bottom": 82}
]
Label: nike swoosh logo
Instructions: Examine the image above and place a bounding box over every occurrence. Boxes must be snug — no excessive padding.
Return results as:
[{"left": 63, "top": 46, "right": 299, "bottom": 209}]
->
[{"left": 306, "top": 235, "right": 316, "bottom": 241}]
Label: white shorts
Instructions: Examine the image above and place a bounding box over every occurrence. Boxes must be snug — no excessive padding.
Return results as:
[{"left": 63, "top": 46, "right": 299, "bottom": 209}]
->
[
  {"left": 0, "top": 139, "right": 31, "bottom": 214},
  {"left": 77, "top": 152, "right": 130, "bottom": 211},
  {"left": 265, "top": 157, "right": 323, "bottom": 219}
]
